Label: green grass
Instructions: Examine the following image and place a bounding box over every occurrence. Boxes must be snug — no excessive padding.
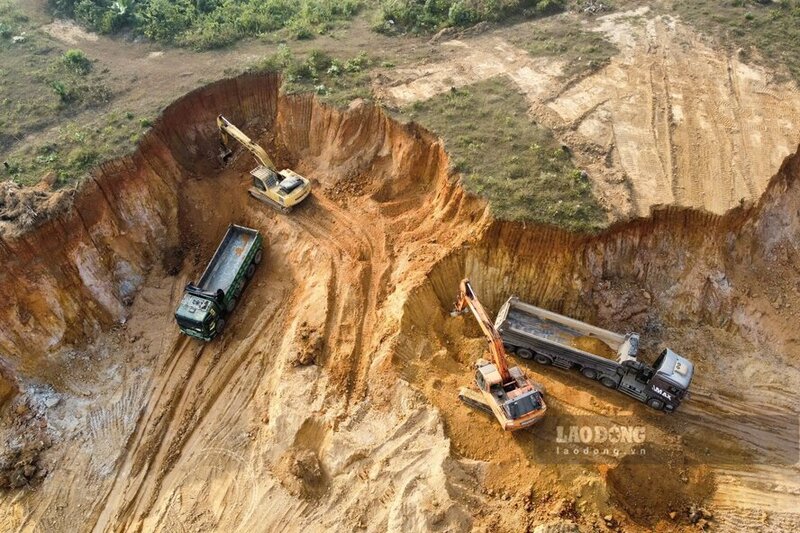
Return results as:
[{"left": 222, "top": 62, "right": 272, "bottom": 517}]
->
[
  {"left": 248, "top": 46, "right": 375, "bottom": 107},
  {"left": 666, "top": 0, "right": 800, "bottom": 83},
  {"left": 513, "top": 16, "right": 618, "bottom": 79},
  {"left": 401, "top": 76, "right": 606, "bottom": 231},
  {"left": 4, "top": 110, "right": 149, "bottom": 187},
  {"left": 0, "top": 2, "right": 122, "bottom": 187},
  {"left": 373, "top": 0, "right": 565, "bottom": 35},
  {"left": 48, "top": 0, "right": 364, "bottom": 50}
]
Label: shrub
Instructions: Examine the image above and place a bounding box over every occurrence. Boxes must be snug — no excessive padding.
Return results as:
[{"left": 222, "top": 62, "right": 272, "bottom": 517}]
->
[
  {"left": 376, "top": 0, "right": 566, "bottom": 34},
  {"left": 136, "top": 0, "right": 195, "bottom": 43},
  {"left": 51, "top": 80, "right": 76, "bottom": 103},
  {"left": 63, "top": 48, "right": 92, "bottom": 74},
  {"left": 50, "top": 0, "right": 364, "bottom": 48}
]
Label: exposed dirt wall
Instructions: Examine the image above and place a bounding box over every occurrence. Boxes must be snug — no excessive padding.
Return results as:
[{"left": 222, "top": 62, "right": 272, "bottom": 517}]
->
[
  {"left": 1, "top": 72, "right": 799, "bottom": 532},
  {"left": 0, "top": 73, "right": 283, "bottom": 365}
]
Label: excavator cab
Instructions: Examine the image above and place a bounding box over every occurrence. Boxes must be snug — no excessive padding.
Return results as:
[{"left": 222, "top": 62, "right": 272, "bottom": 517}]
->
[{"left": 453, "top": 278, "right": 547, "bottom": 431}]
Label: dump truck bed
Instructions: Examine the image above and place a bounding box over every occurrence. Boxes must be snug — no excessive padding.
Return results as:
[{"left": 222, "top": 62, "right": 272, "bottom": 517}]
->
[
  {"left": 498, "top": 297, "right": 628, "bottom": 360},
  {"left": 197, "top": 225, "right": 259, "bottom": 293}
]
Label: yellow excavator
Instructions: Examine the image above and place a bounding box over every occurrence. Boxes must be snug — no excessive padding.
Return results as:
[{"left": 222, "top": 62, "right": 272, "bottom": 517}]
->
[
  {"left": 452, "top": 279, "right": 547, "bottom": 431},
  {"left": 217, "top": 115, "right": 311, "bottom": 213}
]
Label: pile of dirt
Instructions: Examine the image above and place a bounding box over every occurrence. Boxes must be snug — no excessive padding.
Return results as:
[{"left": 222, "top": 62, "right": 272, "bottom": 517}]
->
[
  {"left": 292, "top": 322, "right": 323, "bottom": 366},
  {"left": 569, "top": 336, "right": 616, "bottom": 359},
  {"left": 0, "top": 397, "right": 51, "bottom": 489},
  {"left": 0, "top": 179, "right": 73, "bottom": 234},
  {"left": 274, "top": 447, "right": 327, "bottom": 499}
]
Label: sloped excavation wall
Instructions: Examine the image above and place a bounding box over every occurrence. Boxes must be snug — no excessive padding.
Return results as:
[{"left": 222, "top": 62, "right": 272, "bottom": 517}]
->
[{"left": 0, "top": 71, "right": 799, "bottom": 531}]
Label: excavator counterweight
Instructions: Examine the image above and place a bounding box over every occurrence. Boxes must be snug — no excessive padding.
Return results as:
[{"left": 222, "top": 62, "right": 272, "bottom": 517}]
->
[
  {"left": 216, "top": 115, "right": 311, "bottom": 213},
  {"left": 452, "top": 279, "right": 546, "bottom": 431}
]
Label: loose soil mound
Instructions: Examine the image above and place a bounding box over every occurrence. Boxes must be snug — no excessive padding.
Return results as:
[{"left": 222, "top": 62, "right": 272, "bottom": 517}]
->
[{"left": 606, "top": 449, "right": 715, "bottom": 525}]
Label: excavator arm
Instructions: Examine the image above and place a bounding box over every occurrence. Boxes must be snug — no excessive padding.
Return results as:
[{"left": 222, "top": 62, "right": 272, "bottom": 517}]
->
[
  {"left": 453, "top": 278, "right": 512, "bottom": 383},
  {"left": 216, "top": 115, "right": 276, "bottom": 170}
]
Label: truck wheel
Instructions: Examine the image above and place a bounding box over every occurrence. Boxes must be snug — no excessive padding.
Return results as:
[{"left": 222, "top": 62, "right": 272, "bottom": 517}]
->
[
  {"left": 516, "top": 348, "right": 533, "bottom": 359},
  {"left": 647, "top": 398, "right": 664, "bottom": 411},
  {"left": 581, "top": 368, "right": 598, "bottom": 380},
  {"left": 226, "top": 298, "right": 237, "bottom": 313},
  {"left": 216, "top": 318, "right": 225, "bottom": 334},
  {"left": 254, "top": 248, "right": 263, "bottom": 265},
  {"left": 246, "top": 264, "right": 256, "bottom": 279},
  {"left": 534, "top": 354, "right": 552, "bottom": 365},
  {"left": 503, "top": 343, "right": 517, "bottom": 354},
  {"left": 600, "top": 377, "right": 617, "bottom": 388}
]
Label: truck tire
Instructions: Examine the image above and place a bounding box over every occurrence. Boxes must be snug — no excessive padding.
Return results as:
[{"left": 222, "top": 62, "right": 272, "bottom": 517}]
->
[
  {"left": 216, "top": 318, "right": 225, "bottom": 334},
  {"left": 534, "top": 354, "right": 552, "bottom": 365},
  {"left": 581, "top": 368, "right": 597, "bottom": 380},
  {"left": 246, "top": 264, "right": 256, "bottom": 279},
  {"left": 503, "top": 343, "right": 517, "bottom": 354},
  {"left": 647, "top": 398, "right": 664, "bottom": 411},
  {"left": 226, "top": 298, "right": 237, "bottom": 313},
  {"left": 600, "top": 377, "right": 617, "bottom": 388},
  {"left": 254, "top": 248, "right": 263, "bottom": 265},
  {"left": 516, "top": 348, "right": 534, "bottom": 359}
]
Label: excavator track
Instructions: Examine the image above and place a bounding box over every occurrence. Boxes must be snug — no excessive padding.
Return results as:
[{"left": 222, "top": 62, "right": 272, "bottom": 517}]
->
[
  {"left": 249, "top": 188, "right": 292, "bottom": 214},
  {"left": 458, "top": 387, "right": 493, "bottom": 415}
]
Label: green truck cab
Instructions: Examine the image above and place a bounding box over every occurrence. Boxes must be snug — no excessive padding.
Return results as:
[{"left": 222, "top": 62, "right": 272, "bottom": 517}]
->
[{"left": 174, "top": 224, "right": 263, "bottom": 341}]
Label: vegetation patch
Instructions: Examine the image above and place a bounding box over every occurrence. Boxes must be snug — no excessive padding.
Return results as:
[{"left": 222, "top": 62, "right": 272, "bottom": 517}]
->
[
  {"left": 667, "top": 0, "right": 800, "bottom": 83},
  {"left": 49, "top": 0, "right": 364, "bottom": 49},
  {"left": 374, "top": 0, "right": 565, "bottom": 34},
  {"left": 249, "top": 46, "right": 375, "bottom": 107},
  {"left": 400, "top": 76, "right": 606, "bottom": 231},
  {"left": 1, "top": 3, "right": 117, "bottom": 187},
  {"left": 4, "top": 110, "right": 148, "bottom": 188},
  {"left": 512, "top": 15, "right": 617, "bottom": 79}
]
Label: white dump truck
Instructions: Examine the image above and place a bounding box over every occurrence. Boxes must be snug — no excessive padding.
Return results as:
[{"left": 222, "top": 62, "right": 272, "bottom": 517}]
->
[{"left": 495, "top": 297, "right": 694, "bottom": 412}]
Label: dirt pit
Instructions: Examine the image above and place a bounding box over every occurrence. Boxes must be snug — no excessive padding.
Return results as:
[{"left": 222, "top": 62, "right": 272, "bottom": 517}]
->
[
  {"left": 605, "top": 449, "right": 715, "bottom": 526},
  {"left": 0, "top": 73, "right": 799, "bottom": 532}
]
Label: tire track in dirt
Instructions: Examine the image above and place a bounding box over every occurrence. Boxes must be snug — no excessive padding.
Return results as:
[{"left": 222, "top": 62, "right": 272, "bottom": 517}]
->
[
  {"left": 289, "top": 192, "right": 387, "bottom": 405},
  {"left": 90, "top": 251, "right": 295, "bottom": 530},
  {"left": 377, "top": 11, "right": 800, "bottom": 219}
]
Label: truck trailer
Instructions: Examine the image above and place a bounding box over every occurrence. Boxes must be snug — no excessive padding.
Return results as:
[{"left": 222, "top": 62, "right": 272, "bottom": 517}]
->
[
  {"left": 174, "top": 224, "right": 263, "bottom": 341},
  {"left": 495, "top": 297, "right": 694, "bottom": 412}
]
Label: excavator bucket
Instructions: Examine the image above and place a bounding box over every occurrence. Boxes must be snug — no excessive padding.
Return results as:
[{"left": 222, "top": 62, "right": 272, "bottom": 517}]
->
[{"left": 218, "top": 145, "right": 233, "bottom": 165}]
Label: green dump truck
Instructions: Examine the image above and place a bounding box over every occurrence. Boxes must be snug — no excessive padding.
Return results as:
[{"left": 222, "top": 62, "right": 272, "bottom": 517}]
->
[{"left": 174, "top": 224, "right": 263, "bottom": 341}]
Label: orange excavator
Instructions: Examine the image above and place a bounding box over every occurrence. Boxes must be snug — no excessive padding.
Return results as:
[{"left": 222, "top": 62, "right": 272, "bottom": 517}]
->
[{"left": 452, "top": 279, "right": 546, "bottom": 431}]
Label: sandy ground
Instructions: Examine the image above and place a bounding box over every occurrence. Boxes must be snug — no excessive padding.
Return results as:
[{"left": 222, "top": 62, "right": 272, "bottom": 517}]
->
[
  {"left": 378, "top": 8, "right": 800, "bottom": 219},
  {"left": 1, "top": 4, "right": 800, "bottom": 533}
]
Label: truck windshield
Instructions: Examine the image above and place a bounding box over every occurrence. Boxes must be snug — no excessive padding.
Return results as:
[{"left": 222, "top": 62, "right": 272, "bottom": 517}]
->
[
  {"left": 504, "top": 392, "right": 542, "bottom": 420},
  {"left": 175, "top": 315, "right": 204, "bottom": 332}
]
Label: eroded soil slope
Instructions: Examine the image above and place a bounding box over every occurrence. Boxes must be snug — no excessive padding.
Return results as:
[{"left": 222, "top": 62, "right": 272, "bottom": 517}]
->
[{"left": 0, "top": 73, "right": 799, "bottom": 532}]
